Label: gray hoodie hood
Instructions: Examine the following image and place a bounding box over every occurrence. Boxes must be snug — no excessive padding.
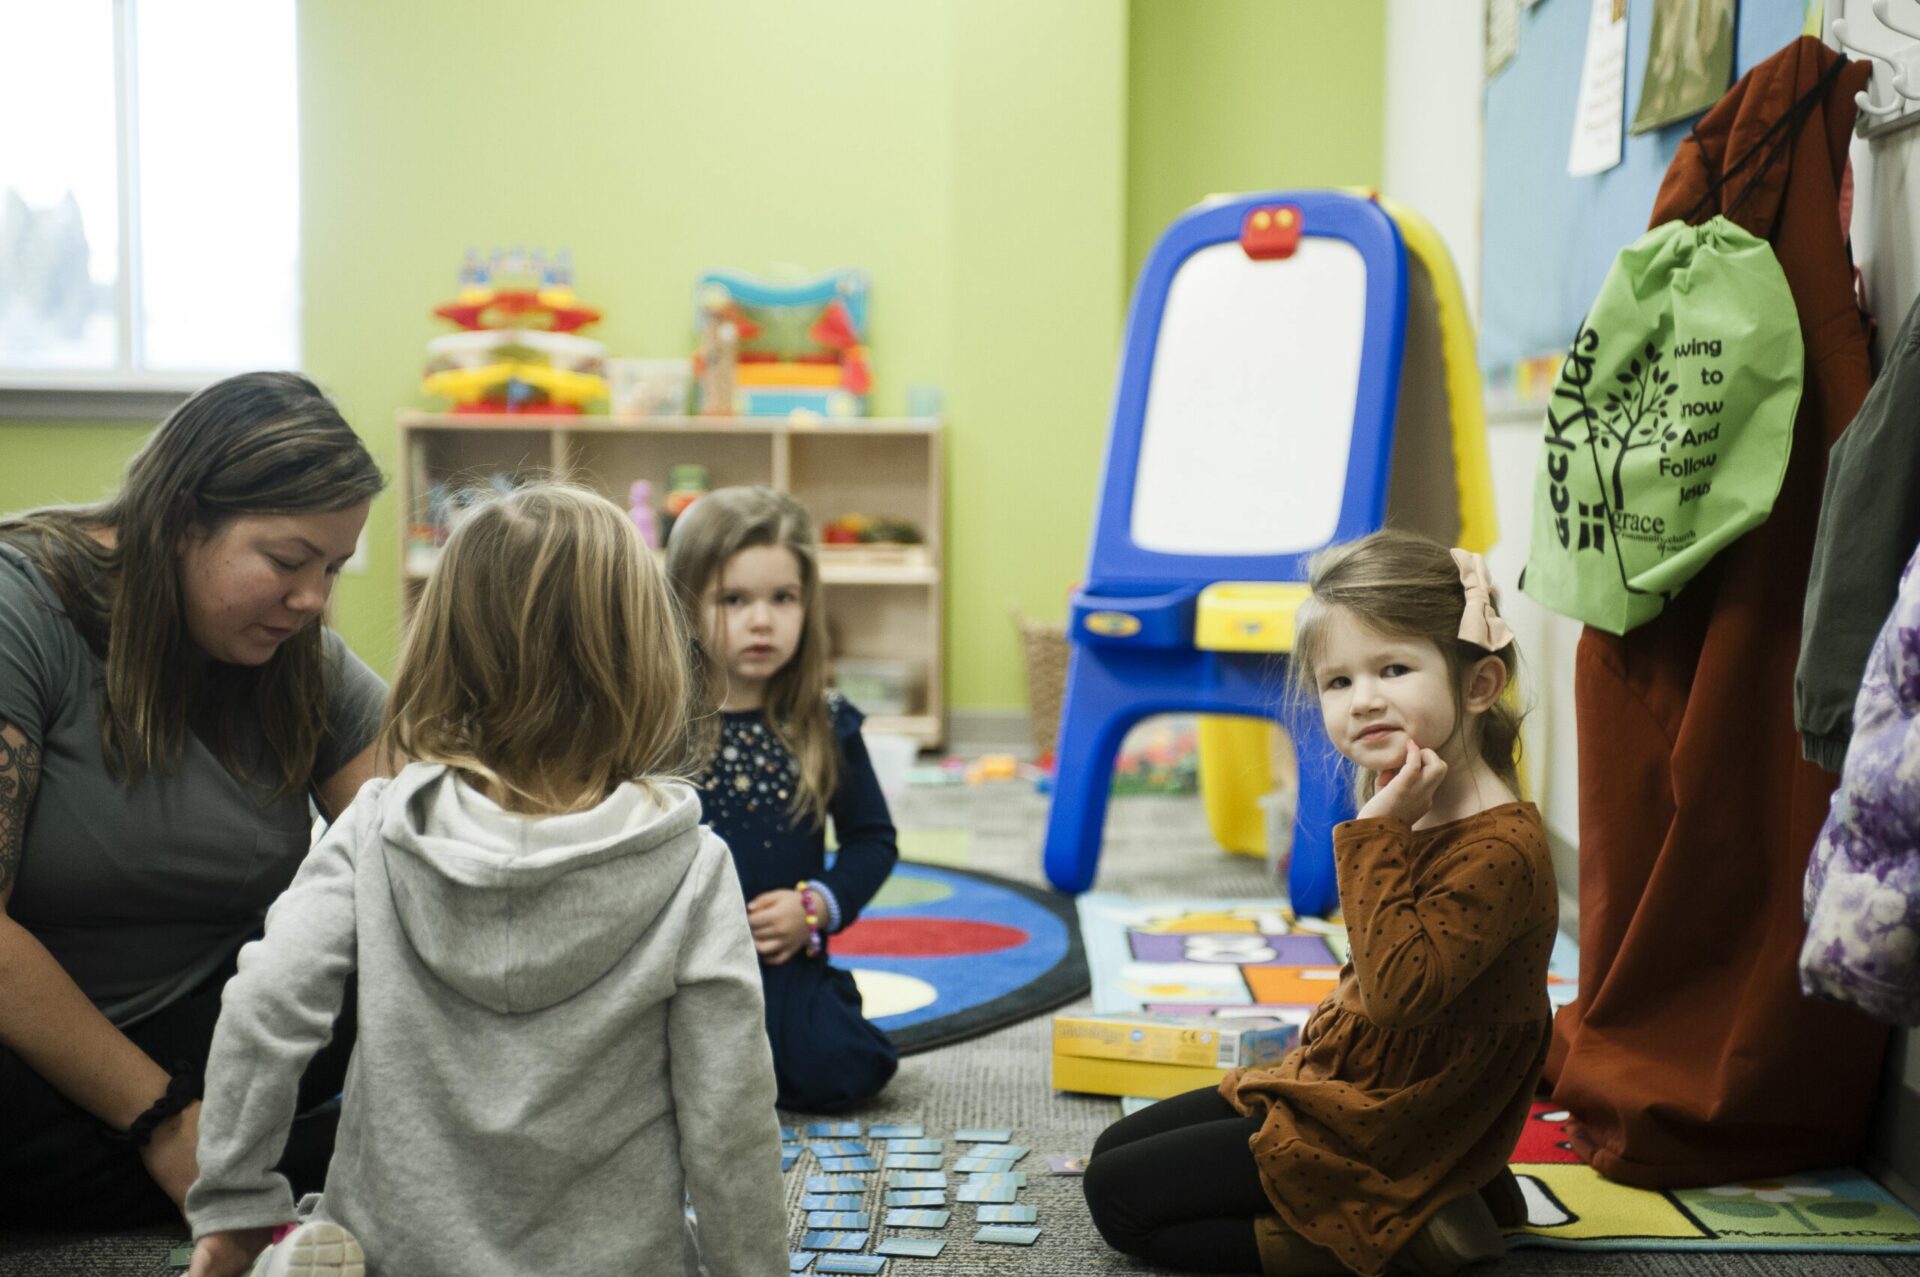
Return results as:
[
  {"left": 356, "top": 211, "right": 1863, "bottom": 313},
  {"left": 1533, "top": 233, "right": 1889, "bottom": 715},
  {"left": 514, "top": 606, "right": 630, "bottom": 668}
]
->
[{"left": 378, "top": 762, "right": 705, "bottom": 1013}]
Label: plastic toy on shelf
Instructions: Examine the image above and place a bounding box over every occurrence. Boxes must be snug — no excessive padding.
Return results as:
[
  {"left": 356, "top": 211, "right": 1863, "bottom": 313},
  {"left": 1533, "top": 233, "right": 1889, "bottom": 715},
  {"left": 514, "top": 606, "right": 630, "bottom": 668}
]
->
[
  {"left": 421, "top": 247, "right": 608, "bottom": 413},
  {"left": 692, "top": 268, "right": 871, "bottom": 418}
]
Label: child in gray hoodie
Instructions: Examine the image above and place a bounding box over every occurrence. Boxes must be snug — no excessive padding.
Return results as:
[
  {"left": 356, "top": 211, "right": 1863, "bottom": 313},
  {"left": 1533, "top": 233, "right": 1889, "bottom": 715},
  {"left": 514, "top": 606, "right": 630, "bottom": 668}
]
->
[{"left": 184, "top": 483, "right": 786, "bottom": 1277}]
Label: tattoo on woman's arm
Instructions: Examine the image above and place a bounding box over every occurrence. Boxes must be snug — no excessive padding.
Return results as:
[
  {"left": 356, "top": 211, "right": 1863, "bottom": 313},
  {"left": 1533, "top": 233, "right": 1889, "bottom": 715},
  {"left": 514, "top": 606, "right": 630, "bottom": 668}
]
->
[{"left": 0, "top": 726, "right": 42, "bottom": 896}]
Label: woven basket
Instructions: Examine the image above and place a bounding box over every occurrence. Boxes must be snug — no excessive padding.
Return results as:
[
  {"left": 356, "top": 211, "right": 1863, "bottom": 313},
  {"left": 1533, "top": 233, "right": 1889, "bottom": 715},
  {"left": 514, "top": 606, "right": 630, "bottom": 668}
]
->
[{"left": 1013, "top": 609, "right": 1070, "bottom": 759}]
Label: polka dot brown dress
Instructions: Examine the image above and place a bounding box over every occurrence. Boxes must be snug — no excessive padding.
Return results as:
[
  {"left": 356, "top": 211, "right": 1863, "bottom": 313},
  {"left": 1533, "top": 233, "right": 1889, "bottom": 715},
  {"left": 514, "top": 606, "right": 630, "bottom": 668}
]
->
[{"left": 1219, "top": 803, "right": 1557, "bottom": 1277}]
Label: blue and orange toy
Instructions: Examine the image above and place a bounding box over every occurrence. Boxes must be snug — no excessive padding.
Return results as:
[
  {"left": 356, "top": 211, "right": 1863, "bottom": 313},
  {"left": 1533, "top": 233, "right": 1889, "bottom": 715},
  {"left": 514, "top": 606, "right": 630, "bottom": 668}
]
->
[
  {"left": 1042, "top": 190, "right": 1432, "bottom": 916},
  {"left": 692, "top": 268, "right": 871, "bottom": 418}
]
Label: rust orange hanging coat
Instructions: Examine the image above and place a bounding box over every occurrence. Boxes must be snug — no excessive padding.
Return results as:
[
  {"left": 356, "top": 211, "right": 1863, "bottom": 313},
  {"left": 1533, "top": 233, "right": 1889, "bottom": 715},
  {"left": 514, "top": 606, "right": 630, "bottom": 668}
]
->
[{"left": 1543, "top": 38, "right": 1891, "bottom": 1189}]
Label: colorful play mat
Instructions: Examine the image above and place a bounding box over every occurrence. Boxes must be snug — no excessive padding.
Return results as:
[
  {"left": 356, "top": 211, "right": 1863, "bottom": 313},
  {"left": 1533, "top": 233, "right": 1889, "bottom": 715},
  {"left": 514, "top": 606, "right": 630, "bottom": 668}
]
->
[
  {"left": 1077, "top": 894, "right": 1579, "bottom": 1018},
  {"left": 835, "top": 861, "right": 1086, "bottom": 1053},
  {"left": 1078, "top": 895, "right": 1920, "bottom": 1255},
  {"left": 1506, "top": 1102, "right": 1920, "bottom": 1254}
]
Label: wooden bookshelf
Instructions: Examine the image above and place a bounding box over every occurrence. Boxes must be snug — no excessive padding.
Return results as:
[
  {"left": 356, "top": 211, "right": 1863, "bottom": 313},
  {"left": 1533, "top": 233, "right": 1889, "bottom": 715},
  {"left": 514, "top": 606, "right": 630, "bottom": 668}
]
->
[{"left": 396, "top": 412, "right": 945, "bottom": 747}]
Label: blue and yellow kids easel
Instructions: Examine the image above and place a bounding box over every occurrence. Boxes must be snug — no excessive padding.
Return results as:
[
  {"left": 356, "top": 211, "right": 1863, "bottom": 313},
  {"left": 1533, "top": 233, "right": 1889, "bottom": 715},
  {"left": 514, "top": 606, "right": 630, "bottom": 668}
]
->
[{"left": 1041, "top": 189, "right": 1496, "bottom": 916}]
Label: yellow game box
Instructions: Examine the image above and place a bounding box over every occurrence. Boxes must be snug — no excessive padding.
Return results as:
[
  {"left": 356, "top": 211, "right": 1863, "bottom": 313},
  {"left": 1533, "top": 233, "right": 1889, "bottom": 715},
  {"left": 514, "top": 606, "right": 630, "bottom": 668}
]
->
[{"left": 1051, "top": 1012, "right": 1302, "bottom": 1099}]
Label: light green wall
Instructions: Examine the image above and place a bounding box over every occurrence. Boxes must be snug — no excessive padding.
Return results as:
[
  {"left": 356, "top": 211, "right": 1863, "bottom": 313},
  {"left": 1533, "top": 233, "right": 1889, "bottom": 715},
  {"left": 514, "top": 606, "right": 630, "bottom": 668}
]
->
[
  {"left": 301, "top": 0, "right": 1130, "bottom": 710},
  {"left": 0, "top": 423, "right": 150, "bottom": 513},
  {"left": 0, "top": 1, "right": 1386, "bottom": 714},
  {"left": 1127, "top": 0, "right": 1387, "bottom": 282}
]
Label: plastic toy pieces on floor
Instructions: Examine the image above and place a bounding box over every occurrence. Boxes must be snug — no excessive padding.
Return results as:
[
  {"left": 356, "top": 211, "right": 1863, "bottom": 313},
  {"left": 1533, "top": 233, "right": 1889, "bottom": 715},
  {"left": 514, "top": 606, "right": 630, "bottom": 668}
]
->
[{"left": 785, "top": 1119, "right": 1045, "bottom": 1266}]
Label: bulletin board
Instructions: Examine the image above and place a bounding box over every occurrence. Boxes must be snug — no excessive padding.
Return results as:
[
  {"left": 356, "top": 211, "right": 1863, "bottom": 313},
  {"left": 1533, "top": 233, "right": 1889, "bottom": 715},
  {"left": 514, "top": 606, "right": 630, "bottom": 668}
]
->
[{"left": 1480, "top": 0, "right": 1819, "bottom": 383}]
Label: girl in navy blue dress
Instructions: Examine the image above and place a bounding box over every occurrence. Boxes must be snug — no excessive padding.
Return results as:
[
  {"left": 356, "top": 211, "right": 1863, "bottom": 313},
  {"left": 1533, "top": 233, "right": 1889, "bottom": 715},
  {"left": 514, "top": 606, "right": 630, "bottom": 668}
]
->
[{"left": 666, "top": 486, "right": 899, "bottom": 1112}]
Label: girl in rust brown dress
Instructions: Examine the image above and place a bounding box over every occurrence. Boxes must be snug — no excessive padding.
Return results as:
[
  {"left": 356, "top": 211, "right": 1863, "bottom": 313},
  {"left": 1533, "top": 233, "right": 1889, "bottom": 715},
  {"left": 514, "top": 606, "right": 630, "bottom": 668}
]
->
[{"left": 1084, "top": 531, "right": 1558, "bottom": 1276}]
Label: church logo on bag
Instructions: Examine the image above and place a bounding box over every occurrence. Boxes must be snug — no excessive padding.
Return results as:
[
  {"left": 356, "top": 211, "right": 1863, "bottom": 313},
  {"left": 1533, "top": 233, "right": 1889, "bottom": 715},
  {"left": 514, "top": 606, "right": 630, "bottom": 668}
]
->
[
  {"left": 1547, "top": 325, "right": 1728, "bottom": 556},
  {"left": 1524, "top": 218, "right": 1803, "bottom": 635}
]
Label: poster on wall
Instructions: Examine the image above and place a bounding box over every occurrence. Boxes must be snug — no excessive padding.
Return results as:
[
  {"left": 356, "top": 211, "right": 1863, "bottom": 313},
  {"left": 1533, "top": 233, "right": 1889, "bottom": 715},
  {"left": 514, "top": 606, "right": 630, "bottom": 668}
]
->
[
  {"left": 1488, "top": 0, "right": 1522, "bottom": 76},
  {"left": 1630, "top": 0, "right": 1736, "bottom": 133},
  {"left": 1569, "top": 0, "right": 1629, "bottom": 176}
]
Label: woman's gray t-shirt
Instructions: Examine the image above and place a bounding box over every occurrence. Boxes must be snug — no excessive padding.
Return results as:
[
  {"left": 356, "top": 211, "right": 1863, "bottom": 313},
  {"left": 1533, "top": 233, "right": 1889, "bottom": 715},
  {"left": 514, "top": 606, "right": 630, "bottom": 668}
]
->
[{"left": 0, "top": 543, "right": 385, "bottom": 1026}]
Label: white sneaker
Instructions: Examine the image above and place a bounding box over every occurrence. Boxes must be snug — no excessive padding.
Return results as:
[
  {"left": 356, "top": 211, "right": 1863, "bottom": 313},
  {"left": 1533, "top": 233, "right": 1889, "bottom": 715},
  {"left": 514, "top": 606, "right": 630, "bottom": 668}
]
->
[{"left": 249, "top": 1221, "right": 366, "bottom": 1277}]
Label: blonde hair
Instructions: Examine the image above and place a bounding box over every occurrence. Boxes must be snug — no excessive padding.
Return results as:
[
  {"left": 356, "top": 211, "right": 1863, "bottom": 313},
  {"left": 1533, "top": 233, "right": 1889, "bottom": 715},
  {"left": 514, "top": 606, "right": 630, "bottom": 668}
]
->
[
  {"left": 0, "top": 372, "right": 384, "bottom": 798},
  {"left": 382, "top": 482, "right": 692, "bottom": 815},
  {"left": 1289, "top": 528, "right": 1524, "bottom": 800},
  {"left": 664, "top": 486, "right": 838, "bottom": 828}
]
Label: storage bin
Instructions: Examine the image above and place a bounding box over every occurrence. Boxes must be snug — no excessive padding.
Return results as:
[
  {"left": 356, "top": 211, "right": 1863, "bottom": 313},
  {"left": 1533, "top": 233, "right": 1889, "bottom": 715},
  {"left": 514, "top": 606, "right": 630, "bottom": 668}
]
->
[{"left": 834, "top": 658, "right": 917, "bottom": 717}]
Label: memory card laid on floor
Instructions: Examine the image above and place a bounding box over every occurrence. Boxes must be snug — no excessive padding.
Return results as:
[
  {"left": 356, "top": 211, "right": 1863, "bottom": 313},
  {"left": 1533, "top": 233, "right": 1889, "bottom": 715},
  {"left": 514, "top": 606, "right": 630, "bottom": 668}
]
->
[
  {"left": 974, "top": 1225, "right": 1042, "bottom": 1245},
  {"left": 976, "top": 1204, "right": 1038, "bottom": 1223},
  {"left": 799, "top": 1230, "right": 869, "bottom": 1252},
  {"left": 877, "top": 1237, "right": 946, "bottom": 1258},
  {"left": 885, "top": 1189, "right": 945, "bottom": 1207},
  {"left": 883, "top": 1208, "right": 951, "bottom": 1228},
  {"left": 806, "top": 1175, "right": 866, "bottom": 1194},
  {"left": 815, "top": 1258, "right": 887, "bottom": 1275}
]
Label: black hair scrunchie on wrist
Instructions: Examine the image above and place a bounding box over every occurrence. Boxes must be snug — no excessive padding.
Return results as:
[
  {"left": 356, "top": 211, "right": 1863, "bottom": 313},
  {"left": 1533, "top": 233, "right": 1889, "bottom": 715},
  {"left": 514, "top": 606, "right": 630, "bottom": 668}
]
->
[{"left": 101, "top": 1064, "right": 202, "bottom": 1148}]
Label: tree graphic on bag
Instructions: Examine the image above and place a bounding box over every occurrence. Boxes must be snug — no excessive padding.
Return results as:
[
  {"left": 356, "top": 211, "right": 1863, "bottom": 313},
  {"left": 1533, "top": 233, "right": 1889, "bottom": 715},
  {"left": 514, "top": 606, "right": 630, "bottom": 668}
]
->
[{"left": 1521, "top": 217, "right": 1802, "bottom": 635}]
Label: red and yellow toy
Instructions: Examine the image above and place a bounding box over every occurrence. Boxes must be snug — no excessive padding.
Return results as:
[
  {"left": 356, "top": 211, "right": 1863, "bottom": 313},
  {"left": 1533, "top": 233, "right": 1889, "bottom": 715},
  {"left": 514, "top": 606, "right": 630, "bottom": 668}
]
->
[{"left": 422, "top": 247, "right": 609, "bottom": 413}]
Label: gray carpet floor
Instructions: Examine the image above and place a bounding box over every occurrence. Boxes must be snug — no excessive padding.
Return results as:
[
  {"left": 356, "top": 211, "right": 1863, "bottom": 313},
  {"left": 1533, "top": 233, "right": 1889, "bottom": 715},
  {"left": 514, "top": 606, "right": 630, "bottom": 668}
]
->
[{"left": 3, "top": 784, "right": 1915, "bottom": 1275}]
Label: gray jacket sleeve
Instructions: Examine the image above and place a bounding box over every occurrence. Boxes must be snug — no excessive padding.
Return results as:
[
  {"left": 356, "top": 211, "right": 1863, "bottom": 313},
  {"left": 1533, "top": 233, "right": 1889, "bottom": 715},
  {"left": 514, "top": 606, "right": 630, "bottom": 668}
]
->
[
  {"left": 669, "top": 832, "right": 788, "bottom": 1277},
  {"left": 185, "top": 789, "right": 371, "bottom": 1236},
  {"left": 1798, "top": 295, "right": 1920, "bottom": 771}
]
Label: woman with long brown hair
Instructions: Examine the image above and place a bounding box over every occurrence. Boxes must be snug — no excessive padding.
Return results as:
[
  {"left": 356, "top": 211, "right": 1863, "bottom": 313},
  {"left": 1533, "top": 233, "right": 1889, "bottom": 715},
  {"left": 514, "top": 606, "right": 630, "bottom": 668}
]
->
[{"left": 0, "top": 372, "right": 387, "bottom": 1229}]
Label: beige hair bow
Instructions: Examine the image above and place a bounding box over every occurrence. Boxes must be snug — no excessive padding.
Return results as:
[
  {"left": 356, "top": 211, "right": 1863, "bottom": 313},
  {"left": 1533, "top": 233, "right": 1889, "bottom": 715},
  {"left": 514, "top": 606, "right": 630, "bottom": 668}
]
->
[{"left": 1450, "top": 548, "right": 1514, "bottom": 652}]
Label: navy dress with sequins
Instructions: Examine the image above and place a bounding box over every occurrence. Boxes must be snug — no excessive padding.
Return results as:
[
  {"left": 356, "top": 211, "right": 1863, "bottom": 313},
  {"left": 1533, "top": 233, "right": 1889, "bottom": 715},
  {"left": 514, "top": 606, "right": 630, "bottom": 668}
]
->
[{"left": 697, "top": 692, "right": 899, "bottom": 1112}]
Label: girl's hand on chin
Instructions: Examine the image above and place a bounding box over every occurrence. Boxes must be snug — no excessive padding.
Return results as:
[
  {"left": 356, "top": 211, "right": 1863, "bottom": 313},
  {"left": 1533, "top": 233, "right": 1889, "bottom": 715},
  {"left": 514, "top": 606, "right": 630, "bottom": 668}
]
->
[{"left": 1358, "top": 738, "right": 1447, "bottom": 825}]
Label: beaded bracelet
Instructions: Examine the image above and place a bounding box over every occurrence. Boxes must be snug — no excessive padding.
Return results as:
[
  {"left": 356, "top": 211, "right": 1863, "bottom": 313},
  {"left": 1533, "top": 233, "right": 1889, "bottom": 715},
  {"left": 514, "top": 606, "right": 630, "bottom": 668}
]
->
[
  {"left": 796, "top": 882, "right": 825, "bottom": 959},
  {"left": 102, "top": 1064, "right": 200, "bottom": 1148}
]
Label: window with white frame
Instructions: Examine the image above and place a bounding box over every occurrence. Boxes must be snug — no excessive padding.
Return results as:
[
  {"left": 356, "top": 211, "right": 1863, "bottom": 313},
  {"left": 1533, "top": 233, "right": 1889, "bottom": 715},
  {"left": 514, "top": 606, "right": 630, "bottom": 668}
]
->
[{"left": 0, "top": 0, "right": 300, "bottom": 388}]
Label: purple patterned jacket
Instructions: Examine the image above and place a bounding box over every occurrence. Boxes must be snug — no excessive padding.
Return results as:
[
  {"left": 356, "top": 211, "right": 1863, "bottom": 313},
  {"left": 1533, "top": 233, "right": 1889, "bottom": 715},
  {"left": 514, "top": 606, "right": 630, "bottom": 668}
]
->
[{"left": 1802, "top": 544, "right": 1920, "bottom": 1024}]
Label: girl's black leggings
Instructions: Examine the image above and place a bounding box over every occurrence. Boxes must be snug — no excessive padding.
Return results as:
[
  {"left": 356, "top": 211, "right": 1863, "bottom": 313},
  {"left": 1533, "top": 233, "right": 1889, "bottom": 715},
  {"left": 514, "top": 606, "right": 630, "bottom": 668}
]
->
[{"left": 1083, "top": 1086, "right": 1272, "bottom": 1273}]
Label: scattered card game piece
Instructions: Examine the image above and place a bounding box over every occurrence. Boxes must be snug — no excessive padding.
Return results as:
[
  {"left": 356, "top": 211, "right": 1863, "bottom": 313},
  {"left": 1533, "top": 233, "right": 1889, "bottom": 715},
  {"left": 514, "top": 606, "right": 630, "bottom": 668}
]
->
[
  {"left": 808, "top": 1122, "right": 862, "bottom": 1138},
  {"left": 888, "top": 1171, "right": 947, "bottom": 1189},
  {"left": 977, "top": 1204, "right": 1039, "bottom": 1223},
  {"left": 807, "top": 1175, "right": 866, "bottom": 1194},
  {"left": 810, "top": 1140, "right": 870, "bottom": 1159},
  {"left": 884, "top": 1153, "right": 943, "bottom": 1171},
  {"left": 954, "top": 1127, "right": 1013, "bottom": 1143},
  {"left": 883, "top": 1208, "right": 952, "bottom": 1229},
  {"left": 169, "top": 1250, "right": 193, "bottom": 1268},
  {"left": 820, "top": 1156, "right": 879, "bottom": 1173},
  {"left": 964, "top": 1171, "right": 1026, "bottom": 1186},
  {"left": 780, "top": 1125, "right": 798, "bottom": 1141},
  {"left": 1047, "top": 1154, "right": 1088, "bottom": 1175},
  {"left": 806, "top": 1211, "right": 873, "bottom": 1230},
  {"left": 802, "top": 1193, "right": 865, "bottom": 1211},
  {"left": 877, "top": 1237, "right": 947, "bottom": 1258},
  {"left": 815, "top": 1258, "right": 887, "bottom": 1276},
  {"left": 800, "top": 1230, "right": 870, "bottom": 1252},
  {"left": 885, "top": 1138, "right": 942, "bottom": 1154},
  {"left": 789, "top": 1254, "right": 816, "bottom": 1273},
  {"left": 782, "top": 1147, "right": 801, "bottom": 1172},
  {"left": 885, "top": 1189, "right": 946, "bottom": 1207},
  {"left": 974, "top": 1225, "right": 1042, "bottom": 1245},
  {"left": 967, "top": 1143, "right": 1030, "bottom": 1162},
  {"left": 868, "top": 1123, "right": 924, "bottom": 1139},
  {"left": 953, "top": 1155, "right": 1015, "bottom": 1173},
  {"left": 958, "top": 1182, "right": 1018, "bottom": 1203}
]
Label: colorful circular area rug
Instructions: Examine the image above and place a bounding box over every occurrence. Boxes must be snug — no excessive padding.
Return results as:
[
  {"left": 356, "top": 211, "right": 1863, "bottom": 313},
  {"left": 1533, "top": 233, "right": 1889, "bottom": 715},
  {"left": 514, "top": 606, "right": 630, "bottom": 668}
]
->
[{"left": 830, "top": 863, "right": 1087, "bottom": 1054}]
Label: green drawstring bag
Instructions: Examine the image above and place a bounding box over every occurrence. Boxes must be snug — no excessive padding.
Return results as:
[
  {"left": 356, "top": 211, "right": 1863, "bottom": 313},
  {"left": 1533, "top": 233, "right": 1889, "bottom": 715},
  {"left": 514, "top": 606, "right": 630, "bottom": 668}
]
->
[{"left": 1521, "top": 216, "right": 1803, "bottom": 634}]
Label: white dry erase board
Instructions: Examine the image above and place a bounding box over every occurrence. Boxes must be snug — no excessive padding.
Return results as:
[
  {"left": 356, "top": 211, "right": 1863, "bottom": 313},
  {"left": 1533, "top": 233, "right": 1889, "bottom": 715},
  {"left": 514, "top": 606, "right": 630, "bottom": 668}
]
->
[{"left": 1129, "top": 238, "right": 1369, "bottom": 557}]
